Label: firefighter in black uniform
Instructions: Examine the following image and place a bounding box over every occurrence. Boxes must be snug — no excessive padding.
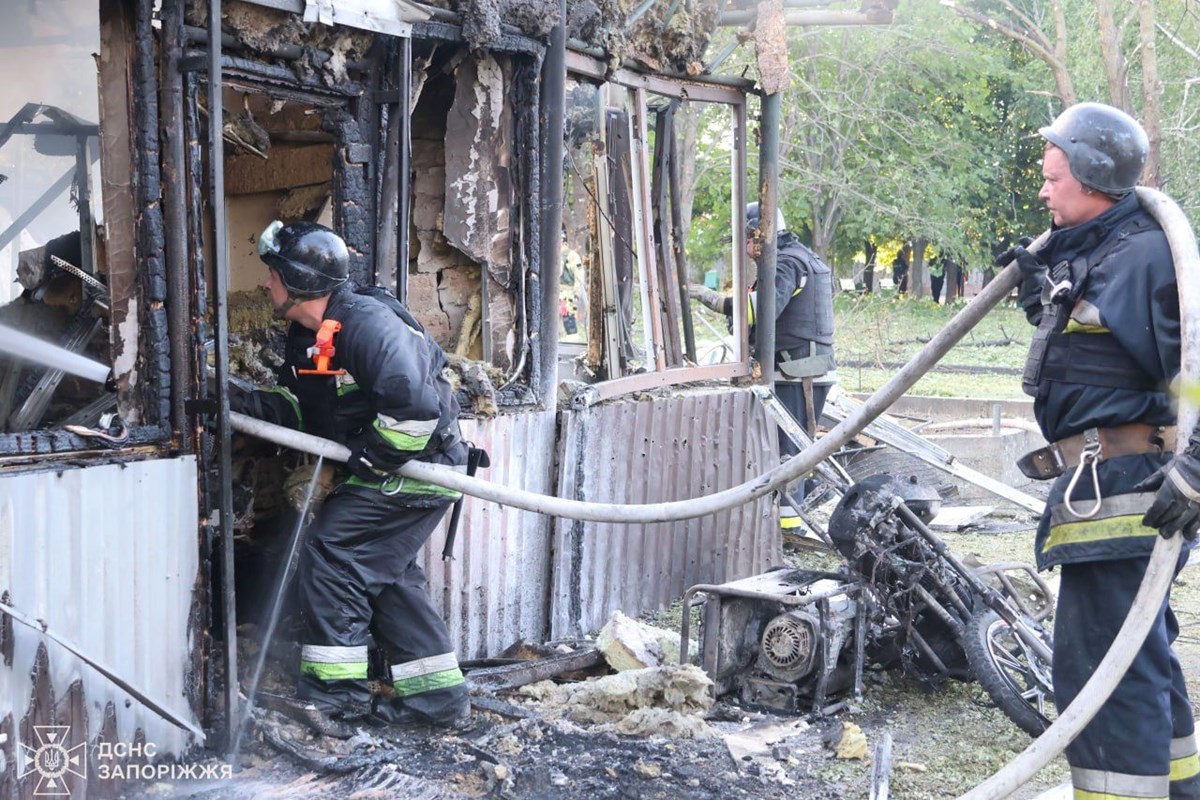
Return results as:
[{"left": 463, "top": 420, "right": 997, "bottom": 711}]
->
[
  {"left": 1005, "top": 103, "right": 1200, "bottom": 799},
  {"left": 234, "top": 220, "right": 470, "bottom": 736},
  {"left": 689, "top": 204, "right": 836, "bottom": 497}
]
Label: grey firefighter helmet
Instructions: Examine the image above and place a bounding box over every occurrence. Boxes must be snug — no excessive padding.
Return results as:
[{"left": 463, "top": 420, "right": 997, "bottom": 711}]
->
[
  {"left": 257, "top": 220, "right": 349, "bottom": 299},
  {"left": 745, "top": 202, "right": 787, "bottom": 238},
  {"left": 1038, "top": 102, "right": 1148, "bottom": 197}
]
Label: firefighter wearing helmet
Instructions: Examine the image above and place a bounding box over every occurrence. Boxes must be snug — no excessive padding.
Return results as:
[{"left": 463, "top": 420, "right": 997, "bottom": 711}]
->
[
  {"left": 687, "top": 203, "right": 836, "bottom": 509},
  {"left": 1003, "top": 103, "right": 1200, "bottom": 798},
  {"left": 235, "top": 220, "right": 472, "bottom": 736}
]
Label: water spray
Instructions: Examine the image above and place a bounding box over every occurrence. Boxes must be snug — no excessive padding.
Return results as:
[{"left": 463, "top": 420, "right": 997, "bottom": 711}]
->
[{"left": 0, "top": 322, "right": 112, "bottom": 386}]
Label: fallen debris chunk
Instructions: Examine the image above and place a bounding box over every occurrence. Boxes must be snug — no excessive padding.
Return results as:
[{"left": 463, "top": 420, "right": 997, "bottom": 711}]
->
[
  {"left": 871, "top": 731, "right": 892, "bottom": 800},
  {"left": 518, "top": 665, "right": 715, "bottom": 738},
  {"left": 835, "top": 722, "right": 868, "bottom": 760},
  {"left": 634, "top": 759, "right": 662, "bottom": 778},
  {"left": 597, "top": 611, "right": 680, "bottom": 670},
  {"left": 896, "top": 761, "right": 928, "bottom": 772},
  {"left": 723, "top": 719, "right": 811, "bottom": 763}
]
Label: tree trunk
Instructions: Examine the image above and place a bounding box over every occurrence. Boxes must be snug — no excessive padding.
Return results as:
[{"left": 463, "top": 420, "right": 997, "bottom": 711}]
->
[
  {"left": 864, "top": 239, "right": 877, "bottom": 293},
  {"left": 675, "top": 101, "right": 702, "bottom": 265},
  {"left": 910, "top": 238, "right": 928, "bottom": 300},
  {"left": 944, "top": 259, "right": 961, "bottom": 303},
  {"left": 1139, "top": 0, "right": 1163, "bottom": 189},
  {"left": 1049, "top": 0, "right": 1076, "bottom": 106},
  {"left": 1096, "top": 0, "right": 1131, "bottom": 111}
]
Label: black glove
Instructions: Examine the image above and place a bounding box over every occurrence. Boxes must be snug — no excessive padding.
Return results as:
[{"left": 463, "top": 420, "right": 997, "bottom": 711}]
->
[
  {"left": 1136, "top": 453, "right": 1200, "bottom": 540},
  {"left": 228, "top": 383, "right": 253, "bottom": 416},
  {"left": 344, "top": 426, "right": 410, "bottom": 483},
  {"left": 996, "top": 241, "right": 1046, "bottom": 320}
]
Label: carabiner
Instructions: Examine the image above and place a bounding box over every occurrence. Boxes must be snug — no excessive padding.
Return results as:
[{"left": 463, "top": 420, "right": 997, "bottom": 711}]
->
[
  {"left": 379, "top": 475, "right": 405, "bottom": 496},
  {"left": 1063, "top": 442, "right": 1103, "bottom": 519}
]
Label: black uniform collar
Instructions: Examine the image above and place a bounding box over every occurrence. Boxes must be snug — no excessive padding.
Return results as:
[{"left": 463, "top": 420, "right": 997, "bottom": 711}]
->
[
  {"left": 1040, "top": 192, "right": 1141, "bottom": 266},
  {"left": 322, "top": 281, "right": 359, "bottom": 320}
]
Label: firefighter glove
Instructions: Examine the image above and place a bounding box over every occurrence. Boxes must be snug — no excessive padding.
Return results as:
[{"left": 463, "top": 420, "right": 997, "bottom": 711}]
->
[
  {"left": 997, "top": 243, "right": 1046, "bottom": 322},
  {"left": 345, "top": 426, "right": 410, "bottom": 482},
  {"left": 1137, "top": 454, "right": 1200, "bottom": 540},
  {"left": 688, "top": 283, "right": 729, "bottom": 314}
]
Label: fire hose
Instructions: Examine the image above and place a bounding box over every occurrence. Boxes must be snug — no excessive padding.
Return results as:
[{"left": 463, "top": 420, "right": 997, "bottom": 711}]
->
[
  {"left": 231, "top": 254, "right": 1030, "bottom": 524},
  {"left": 229, "top": 190, "right": 1198, "bottom": 797},
  {"left": 958, "top": 187, "right": 1199, "bottom": 799}
]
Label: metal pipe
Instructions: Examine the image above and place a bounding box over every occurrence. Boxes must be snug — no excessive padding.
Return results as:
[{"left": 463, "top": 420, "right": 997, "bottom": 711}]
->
[
  {"left": 162, "top": 0, "right": 192, "bottom": 440},
  {"left": 232, "top": 456, "right": 324, "bottom": 762},
  {"left": 538, "top": 3, "right": 567, "bottom": 402},
  {"left": 397, "top": 37, "right": 412, "bottom": 304},
  {"left": 756, "top": 91, "right": 781, "bottom": 386},
  {"left": 230, "top": 257, "right": 1028, "bottom": 524},
  {"left": 207, "top": 0, "right": 240, "bottom": 753},
  {"left": 961, "top": 187, "right": 1200, "bottom": 799},
  {"left": 0, "top": 599, "right": 203, "bottom": 740}
]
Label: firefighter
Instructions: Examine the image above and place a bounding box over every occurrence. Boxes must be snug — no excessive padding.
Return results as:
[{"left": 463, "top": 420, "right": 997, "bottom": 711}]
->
[
  {"left": 234, "top": 220, "right": 470, "bottom": 736},
  {"left": 688, "top": 203, "right": 837, "bottom": 466},
  {"left": 1006, "top": 102, "right": 1200, "bottom": 799}
]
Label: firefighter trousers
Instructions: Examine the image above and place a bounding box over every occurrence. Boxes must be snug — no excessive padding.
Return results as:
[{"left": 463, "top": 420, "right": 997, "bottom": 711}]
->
[
  {"left": 1055, "top": 552, "right": 1200, "bottom": 800},
  {"left": 295, "top": 485, "right": 468, "bottom": 722}
]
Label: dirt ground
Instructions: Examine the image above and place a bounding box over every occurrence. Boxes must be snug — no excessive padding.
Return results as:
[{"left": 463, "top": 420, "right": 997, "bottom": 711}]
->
[{"left": 127, "top": 509, "right": 1200, "bottom": 800}]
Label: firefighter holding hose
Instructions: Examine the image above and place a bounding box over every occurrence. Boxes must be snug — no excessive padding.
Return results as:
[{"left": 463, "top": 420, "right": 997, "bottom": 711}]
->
[
  {"left": 1006, "top": 103, "right": 1200, "bottom": 799},
  {"left": 232, "top": 220, "right": 471, "bottom": 737}
]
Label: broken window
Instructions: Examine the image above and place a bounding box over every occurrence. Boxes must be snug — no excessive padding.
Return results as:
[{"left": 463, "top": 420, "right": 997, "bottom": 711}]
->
[
  {"left": 562, "top": 61, "right": 750, "bottom": 391},
  {"left": 0, "top": 0, "right": 113, "bottom": 435}
]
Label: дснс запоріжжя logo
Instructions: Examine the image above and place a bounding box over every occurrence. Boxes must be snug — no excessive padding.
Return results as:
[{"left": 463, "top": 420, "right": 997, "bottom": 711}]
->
[{"left": 19, "top": 725, "right": 87, "bottom": 796}]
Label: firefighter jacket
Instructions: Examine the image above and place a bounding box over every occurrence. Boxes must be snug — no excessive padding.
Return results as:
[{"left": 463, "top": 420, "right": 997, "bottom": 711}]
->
[
  {"left": 1027, "top": 192, "right": 1180, "bottom": 568},
  {"left": 240, "top": 283, "right": 467, "bottom": 507},
  {"left": 747, "top": 232, "right": 836, "bottom": 376}
]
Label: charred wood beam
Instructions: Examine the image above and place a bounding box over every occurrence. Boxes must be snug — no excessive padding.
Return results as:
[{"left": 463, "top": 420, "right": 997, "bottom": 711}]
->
[
  {"left": 182, "top": 25, "right": 372, "bottom": 72},
  {"left": 0, "top": 427, "right": 162, "bottom": 458},
  {"left": 135, "top": 0, "right": 172, "bottom": 428},
  {"left": 411, "top": 20, "right": 545, "bottom": 58},
  {"left": 467, "top": 646, "right": 602, "bottom": 690},
  {"left": 161, "top": 0, "right": 192, "bottom": 441},
  {"left": 181, "top": 51, "right": 364, "bottom": 99}
]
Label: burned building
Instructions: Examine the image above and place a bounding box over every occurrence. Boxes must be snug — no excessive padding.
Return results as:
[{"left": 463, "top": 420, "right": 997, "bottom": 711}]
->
[{"left": 0, "top": 0, "right": 896, "bottom": 791}]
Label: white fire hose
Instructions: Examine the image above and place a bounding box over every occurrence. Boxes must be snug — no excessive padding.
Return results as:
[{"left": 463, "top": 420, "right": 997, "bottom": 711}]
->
[
  {"left": 959, "top": 188, "right": 1198, "bottom": 799},
  {"left": 230, "top": 189, "right": 1198, "bottom": 798},
  {"left": 231, "top": 250, "right": 1028, "bottom": 523}
]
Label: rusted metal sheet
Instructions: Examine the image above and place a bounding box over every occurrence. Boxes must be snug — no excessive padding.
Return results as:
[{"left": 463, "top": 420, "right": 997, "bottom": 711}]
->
[
  {"left": 550, "top": 387, "right": 781, "bottom": 637},
  {"left": 0, "top": 457, "right": 201, "bottom": 762},
  {"left": 419, "top": 409, "right": 558, "bottom": 659}
]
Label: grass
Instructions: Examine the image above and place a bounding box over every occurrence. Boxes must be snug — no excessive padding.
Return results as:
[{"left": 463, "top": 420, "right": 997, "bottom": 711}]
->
[
  {"left": 689, "top": 289, "right": 1032, "bottom": 399},
  {"left": 832, "top": 291, "right": 1031, "bottom": 399}
]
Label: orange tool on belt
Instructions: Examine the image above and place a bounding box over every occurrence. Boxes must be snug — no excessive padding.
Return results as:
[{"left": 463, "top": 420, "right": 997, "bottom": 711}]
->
[{"left": 298, "top": 319, "right": 346, "bottom": 376}]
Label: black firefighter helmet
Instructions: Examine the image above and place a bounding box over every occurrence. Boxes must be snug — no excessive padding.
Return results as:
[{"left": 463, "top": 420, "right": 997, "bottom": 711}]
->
[
  {"left": 1039, "top": 102, "right": 1148, "bottom": 197},
  {"left": 257, "top": 220, "right": 349, "bottom": 299}
]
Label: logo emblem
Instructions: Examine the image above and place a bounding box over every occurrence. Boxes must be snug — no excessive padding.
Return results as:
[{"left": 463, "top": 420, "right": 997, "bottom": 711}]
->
[{"left": 19, "top": 725, "right": 87, "bottom": 796}]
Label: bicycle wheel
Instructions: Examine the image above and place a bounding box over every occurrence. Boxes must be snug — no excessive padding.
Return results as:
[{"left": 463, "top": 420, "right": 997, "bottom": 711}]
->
[{"left": 964, "top": 608, "right": 1055, "bottom": 737}]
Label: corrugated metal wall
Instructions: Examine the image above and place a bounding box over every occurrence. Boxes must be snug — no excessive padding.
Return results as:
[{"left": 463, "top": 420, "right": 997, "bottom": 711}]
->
[
  {"left": 550, "top": 387, "right": 781, "bottom": 637},
  {"left": 419, "top": 409, "right": 559, "bottom": 659},
  {"left": 0, "top": 457, "right": 200, "bottom": 758}
]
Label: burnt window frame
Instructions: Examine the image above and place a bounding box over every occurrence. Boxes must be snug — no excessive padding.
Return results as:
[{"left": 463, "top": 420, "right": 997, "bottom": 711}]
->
[
  {"left": 565, "top": 51, "right": 753, "bottom": 401},
  {"left": 0, "top": 0, "right": 173, "bottom": 460}
]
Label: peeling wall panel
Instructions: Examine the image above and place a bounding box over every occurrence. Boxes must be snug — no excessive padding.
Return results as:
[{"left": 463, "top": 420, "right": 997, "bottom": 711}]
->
[
  {"left": 0, "top": 458, "right": 201, "bottom": 762},
  {"left": 551, "top": 388, "right": 781, "bottom": 637},
  {"left": 418, "top": 409, "right": 558, "bottom": 658}
]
